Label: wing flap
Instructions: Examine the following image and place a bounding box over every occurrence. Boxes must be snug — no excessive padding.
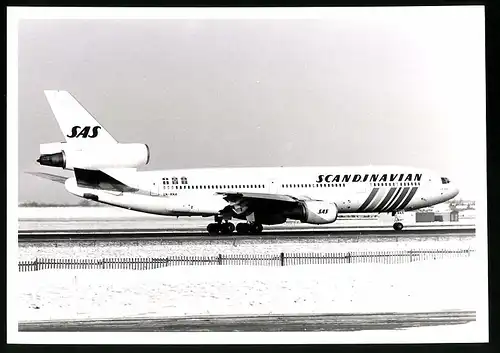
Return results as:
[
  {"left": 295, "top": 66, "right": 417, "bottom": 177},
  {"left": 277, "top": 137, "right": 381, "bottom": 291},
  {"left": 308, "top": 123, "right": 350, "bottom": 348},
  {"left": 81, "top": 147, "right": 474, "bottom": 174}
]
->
[{"left": 216, "top": 191, "right": 299, "bottom": 203}]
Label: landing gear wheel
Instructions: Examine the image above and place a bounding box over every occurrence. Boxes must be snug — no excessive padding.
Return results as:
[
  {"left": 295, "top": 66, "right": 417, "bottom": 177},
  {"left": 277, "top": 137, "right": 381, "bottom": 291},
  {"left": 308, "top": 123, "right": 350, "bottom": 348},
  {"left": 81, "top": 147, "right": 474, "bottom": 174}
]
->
[
  {"left": 220, "top": 222, "right": 235, "bottom": 235},
  {"left": 393, "top": 222, "right": 404, "bottom": 231},
  {"left": 249, "top": 223, "right": 263, "bottom": 234},
  {"left": 236, "top": 223, "right": 250, "bottom": 234},
  {"left": 207, "top": 223, "right": 220, "bottom": 235}
]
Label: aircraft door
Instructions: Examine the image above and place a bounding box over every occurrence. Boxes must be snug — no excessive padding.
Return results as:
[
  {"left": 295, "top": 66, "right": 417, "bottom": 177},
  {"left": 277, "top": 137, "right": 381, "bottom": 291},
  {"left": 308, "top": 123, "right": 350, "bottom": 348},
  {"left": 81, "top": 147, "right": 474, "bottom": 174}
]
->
[
  {"left": 269, "top": 179, "right": 279, "bottom": 194},
  {"left": 151, "top": 179, "right": 159, "bottom": 196}
]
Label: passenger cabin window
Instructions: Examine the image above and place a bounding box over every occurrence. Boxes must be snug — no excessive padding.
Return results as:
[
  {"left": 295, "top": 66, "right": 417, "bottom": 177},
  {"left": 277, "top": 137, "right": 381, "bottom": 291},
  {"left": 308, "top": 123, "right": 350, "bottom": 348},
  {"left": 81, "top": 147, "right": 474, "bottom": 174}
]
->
[
  {"left": 181, "top": 177, "right": 188, "bottom": 184},
  {"left": 441, "top": 177, "right": 450, "bottom": 184},
  {"left": 172, "top": 177, "right": 178, "bottom": 185}
]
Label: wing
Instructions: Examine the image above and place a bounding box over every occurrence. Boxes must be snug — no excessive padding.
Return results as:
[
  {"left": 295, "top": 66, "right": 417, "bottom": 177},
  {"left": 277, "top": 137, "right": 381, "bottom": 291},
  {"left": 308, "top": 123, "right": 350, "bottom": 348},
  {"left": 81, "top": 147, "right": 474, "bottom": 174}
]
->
[
  {"left": 217, "top": 191, "right": 300, "bottom": 203},
  {"left": 26, "top": 171, "right": 69, "bottom": 184},
  {"left": 216, "top": 191, "right": 313, "bottom": 219}
]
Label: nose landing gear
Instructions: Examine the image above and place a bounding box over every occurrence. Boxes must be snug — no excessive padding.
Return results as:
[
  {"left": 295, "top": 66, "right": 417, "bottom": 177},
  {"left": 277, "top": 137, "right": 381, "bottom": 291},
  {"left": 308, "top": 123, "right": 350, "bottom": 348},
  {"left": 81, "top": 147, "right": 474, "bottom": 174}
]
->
[
  {"left": 392, "top": 211, "right": 405, "bottom": 231},
  {"left": 393, "top": 222, "right": 404, "bottom": 231}
]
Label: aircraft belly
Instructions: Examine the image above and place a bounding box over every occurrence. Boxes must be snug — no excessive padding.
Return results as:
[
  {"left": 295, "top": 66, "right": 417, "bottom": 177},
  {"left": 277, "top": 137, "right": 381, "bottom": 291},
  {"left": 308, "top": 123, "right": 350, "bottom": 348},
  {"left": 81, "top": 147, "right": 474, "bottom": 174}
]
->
[{"left": 65, "top": 178, "right": 223, "bottom": 216}]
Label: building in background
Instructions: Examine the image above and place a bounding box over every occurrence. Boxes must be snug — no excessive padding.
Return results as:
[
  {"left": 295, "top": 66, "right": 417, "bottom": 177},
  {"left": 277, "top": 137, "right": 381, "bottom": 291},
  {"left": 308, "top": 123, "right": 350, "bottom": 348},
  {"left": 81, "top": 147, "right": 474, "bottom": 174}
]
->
[{"left": 415, "top": 210, "right": 460, "bottom": 223}]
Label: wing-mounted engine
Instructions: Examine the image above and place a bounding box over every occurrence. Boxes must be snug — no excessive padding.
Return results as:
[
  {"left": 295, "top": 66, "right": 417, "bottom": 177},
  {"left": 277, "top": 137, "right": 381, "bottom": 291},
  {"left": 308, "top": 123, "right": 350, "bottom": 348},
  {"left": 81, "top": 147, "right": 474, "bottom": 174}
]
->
[
  {"left": 37, "top": 142, "right": 150, "bottom": 170},
  {"left": 285, "top": 200, "right": 339, "bottom": 224},
  {"left": 217, "top": 191, "right": 339, "bottom": 225}
]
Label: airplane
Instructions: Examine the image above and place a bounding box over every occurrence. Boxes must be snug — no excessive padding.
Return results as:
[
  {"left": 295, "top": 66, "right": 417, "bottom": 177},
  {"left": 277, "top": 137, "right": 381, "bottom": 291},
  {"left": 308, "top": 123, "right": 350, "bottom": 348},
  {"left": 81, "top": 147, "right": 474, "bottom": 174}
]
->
[{"left": 30, "top": 90, "right": 460, "bottom": 235}]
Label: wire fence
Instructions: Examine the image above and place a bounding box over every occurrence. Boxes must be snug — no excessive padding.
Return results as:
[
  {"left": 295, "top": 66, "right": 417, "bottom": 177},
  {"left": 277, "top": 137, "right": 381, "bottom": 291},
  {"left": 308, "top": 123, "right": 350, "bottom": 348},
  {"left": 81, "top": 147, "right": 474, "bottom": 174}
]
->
[{"left": 18, "top": 248, "right": 474, "bottom": 272}]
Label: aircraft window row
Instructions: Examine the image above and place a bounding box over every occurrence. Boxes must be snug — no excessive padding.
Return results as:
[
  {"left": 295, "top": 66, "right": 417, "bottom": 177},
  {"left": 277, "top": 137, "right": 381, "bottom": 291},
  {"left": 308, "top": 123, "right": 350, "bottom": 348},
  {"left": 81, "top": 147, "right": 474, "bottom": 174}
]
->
[
  {"left": 282, "top": 183, "right": 346, "bottom": 188},
  {"left": 371, "top": 182, "right": 421, "bottom": 187},
  {"left": 165, "top": 184, "right": 265, "bottom": 190}
]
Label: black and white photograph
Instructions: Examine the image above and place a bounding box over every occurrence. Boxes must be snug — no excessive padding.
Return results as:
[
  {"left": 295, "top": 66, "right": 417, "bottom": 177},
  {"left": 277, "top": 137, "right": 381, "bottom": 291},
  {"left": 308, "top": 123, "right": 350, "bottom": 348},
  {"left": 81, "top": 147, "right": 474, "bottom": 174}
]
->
[{"left": 7, "top": 6, "right": 488, "bottom": 344}]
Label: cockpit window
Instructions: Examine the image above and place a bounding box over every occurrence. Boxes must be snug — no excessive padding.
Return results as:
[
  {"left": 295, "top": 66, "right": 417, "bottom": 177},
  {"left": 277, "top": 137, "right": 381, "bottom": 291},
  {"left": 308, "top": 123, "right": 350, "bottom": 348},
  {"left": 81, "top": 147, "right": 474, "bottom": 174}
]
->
[{"left": 441, "top": 177, "right": 450, "bottom": 184}]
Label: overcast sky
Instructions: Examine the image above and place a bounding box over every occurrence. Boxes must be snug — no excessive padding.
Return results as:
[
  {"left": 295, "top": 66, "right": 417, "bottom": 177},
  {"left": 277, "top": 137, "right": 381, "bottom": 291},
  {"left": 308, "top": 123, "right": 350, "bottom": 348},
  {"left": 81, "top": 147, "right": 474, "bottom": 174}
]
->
[{"left": 15, "top": 7, "right": 485, "bottom": 203}]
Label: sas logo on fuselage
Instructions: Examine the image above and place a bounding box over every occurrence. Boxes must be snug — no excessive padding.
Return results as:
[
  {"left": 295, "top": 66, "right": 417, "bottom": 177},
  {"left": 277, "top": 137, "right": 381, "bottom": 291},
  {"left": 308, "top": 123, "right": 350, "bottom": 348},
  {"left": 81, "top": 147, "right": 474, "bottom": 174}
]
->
[
  {"left": 318, "top": 209, "right": 329, "bottom": 214},
  {"left": 67, "top": 126, "right": 101, "bottom": 138}
]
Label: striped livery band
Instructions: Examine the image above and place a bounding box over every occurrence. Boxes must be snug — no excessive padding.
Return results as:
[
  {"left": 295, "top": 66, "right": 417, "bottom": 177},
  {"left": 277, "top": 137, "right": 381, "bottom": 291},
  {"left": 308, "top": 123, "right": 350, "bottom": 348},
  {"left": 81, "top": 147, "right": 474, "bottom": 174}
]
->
[{"left": 357, "top": 187, "right": 418, "bottom": 212}]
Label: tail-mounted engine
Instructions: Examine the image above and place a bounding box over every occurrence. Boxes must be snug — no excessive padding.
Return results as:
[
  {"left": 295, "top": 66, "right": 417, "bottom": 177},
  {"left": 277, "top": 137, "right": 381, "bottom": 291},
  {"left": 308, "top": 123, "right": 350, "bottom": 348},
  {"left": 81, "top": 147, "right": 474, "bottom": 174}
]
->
[{"left": 37, "top": 142, "right": 150, "bottom": 170}]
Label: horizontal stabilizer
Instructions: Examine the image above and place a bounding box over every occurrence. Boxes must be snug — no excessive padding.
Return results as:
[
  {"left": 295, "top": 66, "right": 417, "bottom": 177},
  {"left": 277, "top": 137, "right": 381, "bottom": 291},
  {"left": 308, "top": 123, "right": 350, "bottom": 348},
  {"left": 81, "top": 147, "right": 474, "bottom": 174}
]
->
[{"left": 26, "top": 171, "right": 69, "bottom": 184}]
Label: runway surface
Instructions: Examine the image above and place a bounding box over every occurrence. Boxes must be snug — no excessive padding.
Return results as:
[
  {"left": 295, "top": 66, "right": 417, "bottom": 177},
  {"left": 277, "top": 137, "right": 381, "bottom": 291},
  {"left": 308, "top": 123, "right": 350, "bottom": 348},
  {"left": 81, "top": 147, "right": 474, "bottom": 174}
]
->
[
  {"left": 18, "top": 310, "right": 475, "bottom": 332},
  {"left": 18, "top": 227, "right": 475, "bottom": 242}
]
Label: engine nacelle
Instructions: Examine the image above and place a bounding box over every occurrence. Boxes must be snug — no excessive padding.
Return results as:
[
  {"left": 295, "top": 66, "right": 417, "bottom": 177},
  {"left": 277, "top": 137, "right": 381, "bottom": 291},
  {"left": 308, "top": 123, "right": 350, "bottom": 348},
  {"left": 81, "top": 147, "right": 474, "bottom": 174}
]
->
[
  {"left": 255, "top": 213, "right": 287, "bottom": 225},
  {"left": 40, "top": 142, "right": 67, "bottom": 155},
  {"left": 285, "top": 201, "right": 338, "bottom": 224},
  {"left": 37, "top": 143, "right": 150, "bottom": 170}
]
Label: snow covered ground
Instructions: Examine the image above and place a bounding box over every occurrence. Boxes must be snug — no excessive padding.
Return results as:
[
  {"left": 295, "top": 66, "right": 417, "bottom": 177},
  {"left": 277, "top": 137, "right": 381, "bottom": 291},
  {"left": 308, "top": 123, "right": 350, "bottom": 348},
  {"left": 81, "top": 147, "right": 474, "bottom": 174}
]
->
[
  {"left": 18, "top": 256, "right": 479, "bottom": 322},
  {"left": 18, "top": 235, "right": 476, "bottom": 260}
]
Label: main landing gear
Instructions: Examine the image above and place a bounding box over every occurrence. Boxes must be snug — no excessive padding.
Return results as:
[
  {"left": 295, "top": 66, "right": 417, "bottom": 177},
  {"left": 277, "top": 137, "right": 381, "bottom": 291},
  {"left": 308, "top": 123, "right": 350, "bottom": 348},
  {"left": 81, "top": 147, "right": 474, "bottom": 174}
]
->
[
  {"left": 236, "top": 222, "right": 263, "bottom": 235},
  {"left": 207, "top": 222, "right": 235, "bottom": 235},
  {"left": 392, "top": 211, "right": 404, "bottom": 231},
  {"left": 206, "top": 216, "right": 263, "bottom": 235}
]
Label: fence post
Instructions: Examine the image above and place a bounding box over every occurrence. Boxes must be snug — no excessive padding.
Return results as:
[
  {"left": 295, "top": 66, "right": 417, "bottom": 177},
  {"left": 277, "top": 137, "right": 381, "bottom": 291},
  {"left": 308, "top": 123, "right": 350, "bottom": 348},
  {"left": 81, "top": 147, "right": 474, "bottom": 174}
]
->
[
  {"left": 218, "top": 254, "right": 222, "bottom": 265},
  {"left": 35, "top": 258, "right": 39, "bottom": 271},
  {"left": 347, "top": 252, "right": 351, "bottom": 264},
  {"left": 280, "top": 252, "right": 284, "bottom": 266}
]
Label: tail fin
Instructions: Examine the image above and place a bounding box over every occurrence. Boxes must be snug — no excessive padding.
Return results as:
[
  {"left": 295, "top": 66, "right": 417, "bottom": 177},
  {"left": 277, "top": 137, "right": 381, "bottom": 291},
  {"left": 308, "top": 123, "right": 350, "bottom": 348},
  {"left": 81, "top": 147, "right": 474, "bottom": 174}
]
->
[{"left": 44, "top": 90, "right": 117, "bottom": 144}]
